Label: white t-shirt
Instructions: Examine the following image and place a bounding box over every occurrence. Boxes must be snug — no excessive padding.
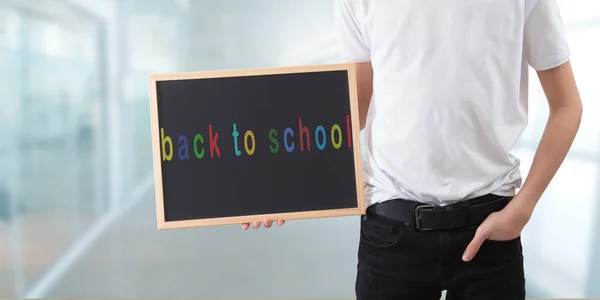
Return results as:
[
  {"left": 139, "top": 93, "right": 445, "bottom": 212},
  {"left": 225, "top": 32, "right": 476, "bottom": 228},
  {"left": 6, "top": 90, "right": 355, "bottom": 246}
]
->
[{"left": 334, "top": 0, "right": 570, "bottom": 206}]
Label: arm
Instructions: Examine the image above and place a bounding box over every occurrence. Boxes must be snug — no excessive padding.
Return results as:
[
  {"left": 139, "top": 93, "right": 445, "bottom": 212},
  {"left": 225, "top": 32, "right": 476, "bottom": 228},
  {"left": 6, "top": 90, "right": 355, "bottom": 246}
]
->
[
  {"left": 241, "top": 62, "right": 373, "bottom": 230},
  {"left": 463, "top": 60, "right": 582, "bottom": 261},
  {"left": 355, "top": 61, "right": 373, "bottom": 130},
  {"left": 462, "top": 0, "right": 581, "bottom": 261},
  {"left": 241, "top": 0, "right": 371, "bottom": 230},
  {"left": 334, "top": 0, "right": 372, "bottom": 130},
  {"left": 508, "top": 60, "right": 582, "bottom": 218}
]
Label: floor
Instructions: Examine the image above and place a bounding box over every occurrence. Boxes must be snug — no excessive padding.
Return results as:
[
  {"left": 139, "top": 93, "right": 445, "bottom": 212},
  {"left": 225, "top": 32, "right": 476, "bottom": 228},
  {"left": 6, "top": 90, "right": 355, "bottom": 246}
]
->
[{"left": 44, "top": 186, "right": 362, "bottom": 298}]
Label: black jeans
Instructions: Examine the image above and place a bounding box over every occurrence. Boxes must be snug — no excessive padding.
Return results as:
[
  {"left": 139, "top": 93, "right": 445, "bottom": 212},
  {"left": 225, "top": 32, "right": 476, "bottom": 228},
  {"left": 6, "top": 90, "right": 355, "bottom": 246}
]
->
[{"left": 355, "top": 203, "right": 525, "bottom": 300}]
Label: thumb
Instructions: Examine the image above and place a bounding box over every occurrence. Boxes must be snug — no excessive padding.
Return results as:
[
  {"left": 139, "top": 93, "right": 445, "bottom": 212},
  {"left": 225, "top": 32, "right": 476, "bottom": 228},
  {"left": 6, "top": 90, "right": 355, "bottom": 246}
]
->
[{"left": 463, "top": 225, "right": 490, "bottom": 262}]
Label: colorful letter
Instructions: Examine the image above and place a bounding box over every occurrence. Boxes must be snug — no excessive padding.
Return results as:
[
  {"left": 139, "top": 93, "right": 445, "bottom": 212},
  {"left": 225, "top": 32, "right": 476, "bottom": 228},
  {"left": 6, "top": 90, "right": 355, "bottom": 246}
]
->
[
  {"left": 161, "top": 128, "right": 173, "bottom": 161},
  {"left": 269, "top": 129, "right": 279, "bottom": 153},
  {"left": 284, "top": 127, "right": 294, "bottom": 152},
  {"left": 193, "top": 134, "right": 204, "bottom": 159},
  {"left": 298, "top": 118, "right": 311, "bottom": 151},
  {"left": 315, "top": 125, "right": 326, "bottom": 150},
  {"left": 178, "top": 136, "right": 189, "bottom": 160},
  {"left": 232, "top": 123, "right": 241, "bottom": 156},
  {"left": 331, "top": 124, "right": 342, "bottom": 149},
  {"left": 244, "top": 130, "right": 255, "bottom": 155},
  {"left": 346, "top": 114, "right": 352, "bottom": 148},
  {"left": 209, "top": 124, "right": 220, "bottom": 158}
]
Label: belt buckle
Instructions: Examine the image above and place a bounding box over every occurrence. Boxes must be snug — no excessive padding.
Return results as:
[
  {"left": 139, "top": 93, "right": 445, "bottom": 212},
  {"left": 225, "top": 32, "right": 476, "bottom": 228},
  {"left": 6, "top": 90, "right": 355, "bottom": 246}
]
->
[{"left": 414, "top": 204, "right": 436, "bottom": 230}]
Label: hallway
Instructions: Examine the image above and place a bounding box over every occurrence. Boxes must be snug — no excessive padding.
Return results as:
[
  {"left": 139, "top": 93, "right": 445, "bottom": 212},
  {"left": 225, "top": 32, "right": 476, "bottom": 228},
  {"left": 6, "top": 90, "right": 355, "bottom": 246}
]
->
[
  {"left": 45, "top": 182, "right": 361, "bottom": 298},
  {"left": 2, "top": 0, "right": 600, "bottom": 298}
]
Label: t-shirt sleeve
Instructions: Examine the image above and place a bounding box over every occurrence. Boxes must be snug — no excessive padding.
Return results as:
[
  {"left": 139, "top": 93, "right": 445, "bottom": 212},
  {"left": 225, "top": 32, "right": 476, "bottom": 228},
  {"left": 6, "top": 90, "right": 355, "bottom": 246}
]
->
[
  {"left": 334, "top": 0, "right": 371, "bottom": 62},
  {"left": 523, "top": 0, "right": 570, "bottom": 71}
]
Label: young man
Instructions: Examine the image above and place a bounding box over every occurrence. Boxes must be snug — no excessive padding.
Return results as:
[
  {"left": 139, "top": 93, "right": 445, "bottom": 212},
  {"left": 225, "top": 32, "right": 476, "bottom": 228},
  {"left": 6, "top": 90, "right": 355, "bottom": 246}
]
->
[{"left": 243, "top": 0, "right": 582, "bottom": 299}]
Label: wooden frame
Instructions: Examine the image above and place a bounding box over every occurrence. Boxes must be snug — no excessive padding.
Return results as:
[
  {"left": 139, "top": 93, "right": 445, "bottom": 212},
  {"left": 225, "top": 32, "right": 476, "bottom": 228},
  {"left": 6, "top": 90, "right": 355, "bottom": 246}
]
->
[{"left": 148, "top": 63, "right": 365, "bottom": 230}]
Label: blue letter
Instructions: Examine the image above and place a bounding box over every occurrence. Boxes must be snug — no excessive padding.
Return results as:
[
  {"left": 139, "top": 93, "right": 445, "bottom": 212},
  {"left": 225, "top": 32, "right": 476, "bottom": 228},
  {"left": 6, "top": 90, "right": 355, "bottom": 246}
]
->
[
  {"left": 284, "top": 127, "right": 294, "bottom": 152},
  {"left": 178, "top": 135, "right": 189, "bottom": 160},
  {"left": 232, "top": 123, "right": 241, "bottom": 156},
  {"left": 315, "top": 125, "right": 326, "bottom": 150}
]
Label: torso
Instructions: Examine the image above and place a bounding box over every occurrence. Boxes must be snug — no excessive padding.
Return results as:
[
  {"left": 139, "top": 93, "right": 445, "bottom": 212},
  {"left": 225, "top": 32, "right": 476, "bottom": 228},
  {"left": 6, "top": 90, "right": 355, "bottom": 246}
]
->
[{"left": 352, "top": 0, "right": 535, "bottom": 206}]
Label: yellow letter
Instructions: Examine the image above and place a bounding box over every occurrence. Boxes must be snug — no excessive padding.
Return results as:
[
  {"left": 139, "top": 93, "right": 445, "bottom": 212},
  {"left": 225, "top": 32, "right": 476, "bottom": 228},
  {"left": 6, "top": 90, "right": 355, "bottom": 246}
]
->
[
  {"left": 161, "top": 128, "right": 173, "bottom": 161},
  {"left": 244, "top": 130, "right": 255, "bottom": 155}
]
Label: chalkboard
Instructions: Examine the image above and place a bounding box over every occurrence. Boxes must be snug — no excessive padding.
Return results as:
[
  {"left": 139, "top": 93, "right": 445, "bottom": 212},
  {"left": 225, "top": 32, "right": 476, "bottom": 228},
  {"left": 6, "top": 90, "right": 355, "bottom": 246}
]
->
[{"left": 148, "top": 63, "right": 364, "bottom": 230}]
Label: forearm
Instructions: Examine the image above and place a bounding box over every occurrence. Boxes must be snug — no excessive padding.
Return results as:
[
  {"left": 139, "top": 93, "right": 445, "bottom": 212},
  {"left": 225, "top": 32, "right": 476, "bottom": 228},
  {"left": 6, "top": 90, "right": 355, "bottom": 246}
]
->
[
  {"left": 354, "top": 62, "right": 373, "bottom": 130},
  {"left": 464, "top": 103, "right": 581, "bottom": 260},
  {"left": 506, "top": 60, "right": 583, "bottom": 220},
  {"left": 510, "top": 95, "right": 582, "bottom": 216},
  {"left": 357, "top": 84, "right": 372, "bottom": 130}
]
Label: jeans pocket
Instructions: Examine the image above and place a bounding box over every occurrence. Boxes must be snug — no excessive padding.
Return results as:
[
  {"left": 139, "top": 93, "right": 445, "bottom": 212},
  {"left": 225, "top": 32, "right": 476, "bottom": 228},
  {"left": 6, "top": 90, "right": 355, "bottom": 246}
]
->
[
  {"left": 486, "top": 236, "right": 521, "bottom": 244},
  {"left": 480, "top": 236, "right": 524, "bottom": 265},
  {"left": 359, "top": 214, "right": 404, "bottom": 248}
]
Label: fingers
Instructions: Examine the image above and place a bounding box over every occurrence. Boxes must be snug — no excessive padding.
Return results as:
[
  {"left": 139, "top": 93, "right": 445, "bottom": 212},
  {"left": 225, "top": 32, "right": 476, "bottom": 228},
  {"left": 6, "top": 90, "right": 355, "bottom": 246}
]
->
[
  {"left": 241, "top": 219, "right": 285, "bottom": 230},
  {"left": 264, "top": 218, "right": 273, "bottom": 228},
  {"left": 252, "top": 221, "right": 261, "bottom": 229},
  {"left": 463, "top": 225, "right": 490, "bottom": 262}
]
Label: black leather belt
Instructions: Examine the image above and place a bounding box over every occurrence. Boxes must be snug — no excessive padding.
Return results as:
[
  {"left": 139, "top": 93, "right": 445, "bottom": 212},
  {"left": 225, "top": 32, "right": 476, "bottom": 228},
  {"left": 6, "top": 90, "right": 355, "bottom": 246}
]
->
[{"left": 367, "top": 194, "right": 511, "bottom": 231}]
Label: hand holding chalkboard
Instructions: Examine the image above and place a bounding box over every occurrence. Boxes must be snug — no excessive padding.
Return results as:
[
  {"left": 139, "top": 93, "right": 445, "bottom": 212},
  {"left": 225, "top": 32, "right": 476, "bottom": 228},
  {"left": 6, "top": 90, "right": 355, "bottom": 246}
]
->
[
  {"left": 241, "top": 218, "right": 286, "bottom": 230},
  {"left": 149, "top": 63, "right": 365, "bottom": 229}
]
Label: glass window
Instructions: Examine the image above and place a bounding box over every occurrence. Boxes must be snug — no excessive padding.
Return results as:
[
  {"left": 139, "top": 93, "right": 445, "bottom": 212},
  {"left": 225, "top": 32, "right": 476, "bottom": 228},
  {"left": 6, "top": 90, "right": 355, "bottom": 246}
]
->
[
  {"left": 2, "top": 0, "right": 600, "bottom": 299},
  {"left": 559, "top": 0, "right": 600, "bottom": 25},
  {"left": 515, "top": 5, "right": 600, "bottom": 296},
  {"left": 0, "top": 3, "right": 108, "bottom": 297}
]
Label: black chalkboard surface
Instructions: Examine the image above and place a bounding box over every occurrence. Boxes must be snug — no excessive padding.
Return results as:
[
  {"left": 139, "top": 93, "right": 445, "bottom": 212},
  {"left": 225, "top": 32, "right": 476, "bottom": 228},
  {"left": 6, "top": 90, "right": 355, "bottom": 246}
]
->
[{"left": 149, "top": 63, "right": 364, "bottom": 229}]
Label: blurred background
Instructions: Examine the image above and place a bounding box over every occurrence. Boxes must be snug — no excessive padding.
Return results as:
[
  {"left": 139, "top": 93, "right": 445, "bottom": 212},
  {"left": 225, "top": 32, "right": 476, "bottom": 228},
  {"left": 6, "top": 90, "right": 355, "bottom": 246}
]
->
[{"left": 0, "top": 0, "right": 598, "bottom": 298}]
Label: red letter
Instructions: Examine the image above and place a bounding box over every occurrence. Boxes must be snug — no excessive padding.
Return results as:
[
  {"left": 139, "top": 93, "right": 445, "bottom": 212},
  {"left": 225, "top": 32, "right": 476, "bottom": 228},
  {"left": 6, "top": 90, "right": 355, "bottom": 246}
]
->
[
  {"left": 346, "top": 114, "right": 352, "bottom": 148},
  {"left": 209, "top": 124, "right": 220, "bottom": 158},
  {"left": 298, "top": 118, "right": 310, "bottom": 151}
]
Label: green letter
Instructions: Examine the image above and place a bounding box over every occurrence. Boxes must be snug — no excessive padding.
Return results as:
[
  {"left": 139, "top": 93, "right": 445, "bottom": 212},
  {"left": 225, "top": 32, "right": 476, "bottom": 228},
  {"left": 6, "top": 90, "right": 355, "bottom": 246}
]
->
[
  {"left": 331, "top": 124, "right": 342, "bottom": 149},
  {"left": 269, "top": 129, "right": 279, "bottom": 153},
  {"left": 193, "top": 134, "right": 204, "bottom": 159}
]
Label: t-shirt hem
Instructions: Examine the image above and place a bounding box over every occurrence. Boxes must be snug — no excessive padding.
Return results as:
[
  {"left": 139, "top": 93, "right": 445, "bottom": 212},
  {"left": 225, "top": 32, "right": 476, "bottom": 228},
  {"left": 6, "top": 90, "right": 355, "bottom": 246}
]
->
[
  {"left": 340, "top": 56, "right": 371, "bottom": 63},
  {"left": 364, "top": 187, "right": 518, "bottom": 208},
  {"left": 531, "top": 54, "right": 570, "bottom": 71}
]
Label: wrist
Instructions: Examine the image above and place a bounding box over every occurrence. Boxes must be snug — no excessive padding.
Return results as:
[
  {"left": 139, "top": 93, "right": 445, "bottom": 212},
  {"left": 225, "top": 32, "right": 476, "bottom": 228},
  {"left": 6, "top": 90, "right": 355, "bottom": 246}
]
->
[{"left": 506, "top": 194, "right": 536, "bottom": 225}]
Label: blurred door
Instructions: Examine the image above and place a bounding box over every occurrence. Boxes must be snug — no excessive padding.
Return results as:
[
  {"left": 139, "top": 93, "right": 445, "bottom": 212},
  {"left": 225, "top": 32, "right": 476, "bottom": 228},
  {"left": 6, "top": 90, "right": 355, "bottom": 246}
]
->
[
  {"left": 0, "top": 2, "right": 107, "bottom": 296},
  {"left": 0, "top": 5, "right": 25, "bottom": 297}
]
